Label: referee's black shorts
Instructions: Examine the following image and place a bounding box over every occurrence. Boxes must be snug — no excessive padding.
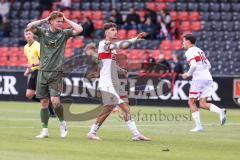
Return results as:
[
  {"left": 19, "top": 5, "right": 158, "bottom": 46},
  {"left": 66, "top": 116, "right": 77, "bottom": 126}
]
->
[{"left": 27, "top": 70, "right": 38, "bottom": 90}]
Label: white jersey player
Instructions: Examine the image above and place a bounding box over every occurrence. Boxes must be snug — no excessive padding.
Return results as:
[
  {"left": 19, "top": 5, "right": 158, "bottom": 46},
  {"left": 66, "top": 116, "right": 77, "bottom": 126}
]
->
[
  {"left": 87, "top": 22, "right": 150, "bottom": 141},
  {"left": 182, "top": 34, "right": 226, "bottom": 132},
  {"left": 97, "top": 39, "right": 124, "bottom": 105}
]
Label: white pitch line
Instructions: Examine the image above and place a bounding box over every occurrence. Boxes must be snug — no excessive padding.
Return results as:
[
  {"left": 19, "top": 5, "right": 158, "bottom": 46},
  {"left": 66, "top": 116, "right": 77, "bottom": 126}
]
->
[
  {"left": 0, "top": 118, "right": 118, "bottom": 122},
  {"left": 0, "top": 126, "right": 35, "bottom": 129},
  {"left": 0, "top": 123, "right": 240, "bottom": 129},
  {"left": 0, "top": 117, "right": 240, "bottom": 126},
  {"left": 68, "top": 123, "right": 240, "bottom": 128},
  {"left": 0, "top": 118, "right": 40, "bottom": 121}
]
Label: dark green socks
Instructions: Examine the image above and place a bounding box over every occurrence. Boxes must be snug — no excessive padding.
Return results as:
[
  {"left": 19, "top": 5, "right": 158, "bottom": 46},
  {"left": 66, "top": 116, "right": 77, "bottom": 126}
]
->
[
  {"left": 54, "top": 105, "right": 64, "bottom": 122},
  {"left": 40, "top": 108, "right": 49, "bottom": 128}
]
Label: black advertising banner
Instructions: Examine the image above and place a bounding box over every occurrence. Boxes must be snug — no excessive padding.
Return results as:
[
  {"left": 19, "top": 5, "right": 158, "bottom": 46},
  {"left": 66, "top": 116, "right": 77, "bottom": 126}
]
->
[
  {"left": 0, "top": 71, "right": 27, "bottom": 101},
  {"left": 0, "top": 71, "right": 239, "bottom": 108}
]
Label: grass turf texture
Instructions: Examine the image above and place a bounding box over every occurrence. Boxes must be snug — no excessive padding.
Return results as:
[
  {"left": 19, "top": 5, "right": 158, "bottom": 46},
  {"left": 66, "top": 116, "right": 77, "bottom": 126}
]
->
[{"left": 0, "top": 101, "right": 239, "bottom": 160}]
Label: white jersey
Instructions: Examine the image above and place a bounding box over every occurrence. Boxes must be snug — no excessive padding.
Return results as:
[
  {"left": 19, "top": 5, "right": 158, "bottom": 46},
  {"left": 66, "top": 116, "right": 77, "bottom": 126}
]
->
[
  {"left": 97, "top": 40, "right": 118, "bottom": 87},
  {"left": 97, "top": 40, "right": 124, "bottom": 105},
  {"left": 185, "top": 46, "right": 212, "bottom": 81}
]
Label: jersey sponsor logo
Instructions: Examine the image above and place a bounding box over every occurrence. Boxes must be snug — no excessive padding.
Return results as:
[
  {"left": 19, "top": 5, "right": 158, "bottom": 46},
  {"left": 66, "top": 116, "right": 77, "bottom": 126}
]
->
[{"left": 47, "top": 39, "right": 57, "bottom": 49}]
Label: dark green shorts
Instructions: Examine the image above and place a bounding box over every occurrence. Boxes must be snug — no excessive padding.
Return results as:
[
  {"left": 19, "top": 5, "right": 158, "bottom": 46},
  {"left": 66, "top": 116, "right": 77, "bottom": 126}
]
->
[{"left": 36, "top": 71, "right": 63, "bottom": 99}]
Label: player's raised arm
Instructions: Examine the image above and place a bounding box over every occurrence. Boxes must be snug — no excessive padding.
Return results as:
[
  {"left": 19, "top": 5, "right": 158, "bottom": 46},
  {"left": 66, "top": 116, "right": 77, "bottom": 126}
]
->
[
  {"left": 26, "top": 17, "right": 49, "bottom": 33},
  {"left": 115, "top": 32, "right": 148, "bottom": 49},
  {"left": 63, "top": 16, "right": 83, "bottom": 36}
]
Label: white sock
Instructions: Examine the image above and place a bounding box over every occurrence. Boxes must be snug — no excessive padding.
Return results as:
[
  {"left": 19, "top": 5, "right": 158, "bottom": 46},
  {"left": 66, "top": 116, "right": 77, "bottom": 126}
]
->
[
  {"left": 42, "top": 128, "right": 48, "bottom": 133},
  {"left": 89, "top": 123, "right": 100, "bottom": 134},
  {"left": 60, "top": 121, "right": 66, "bottom": 125},
  {"left": 126, "top": 120, "right": 140, "bottom": 136},
  {"left": 209, "top": 104, "right": 221, "bottom": 115},
  {"left": 192, "top": 111, "right": 202, "bottom": 128}
]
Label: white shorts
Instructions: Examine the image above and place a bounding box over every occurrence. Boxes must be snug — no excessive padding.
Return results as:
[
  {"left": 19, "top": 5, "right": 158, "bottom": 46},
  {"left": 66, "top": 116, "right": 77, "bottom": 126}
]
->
[
  {"left": 98, "top": 84, "right": 124, "bottom": 106},
  {"left": 189, "top": 80, "right": 213, "bottom": 99}
]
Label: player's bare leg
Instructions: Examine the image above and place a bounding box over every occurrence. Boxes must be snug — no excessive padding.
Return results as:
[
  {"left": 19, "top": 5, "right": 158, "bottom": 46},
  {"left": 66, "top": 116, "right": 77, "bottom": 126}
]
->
[
  {"left": 87, "top": 105, "right": 114, "bottom": 140},
  {"left": 112, "top": 106, "right": 119, "bottom": 112},
  {"left": 199, "top": 97, "right": 226, "bottom": 125},
  {"left": 188, "top": 98, "right": 203, "bottom": 132},
  {"left": 95, "top": 105, "right": 114, "bottom": 125},
  {"left": 119, "top": 103, "right": 151, "bottom": 141},
  {"left": 26, "top": 89, "right": 55, "bottom": 117},
  {"left": 26, "top": 89, "right": 41, "bottom": 103},
  {"left": 36, "top": 98, "right": 49, "bottom": 138},
  {"left": 51, "top": 96, "right": 68, "bottom": 138}
]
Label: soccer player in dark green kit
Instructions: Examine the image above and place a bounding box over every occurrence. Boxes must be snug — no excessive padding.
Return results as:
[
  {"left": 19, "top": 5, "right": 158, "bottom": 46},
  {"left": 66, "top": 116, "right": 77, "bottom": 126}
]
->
[{"left": 27, "top": 11, "right": 83, "bottom": 138}]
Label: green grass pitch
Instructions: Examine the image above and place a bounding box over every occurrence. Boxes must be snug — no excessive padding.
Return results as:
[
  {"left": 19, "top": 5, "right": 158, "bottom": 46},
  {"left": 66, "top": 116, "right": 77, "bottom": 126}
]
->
[{"left": 0, "top": 101, "right": 239, "bottom": 160}]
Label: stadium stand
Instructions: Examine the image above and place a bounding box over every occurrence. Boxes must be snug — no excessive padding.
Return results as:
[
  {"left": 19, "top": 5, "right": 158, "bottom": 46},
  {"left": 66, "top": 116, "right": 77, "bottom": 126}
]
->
[{"left": 0, "top": 0, "right": 239, "bottom": 75}]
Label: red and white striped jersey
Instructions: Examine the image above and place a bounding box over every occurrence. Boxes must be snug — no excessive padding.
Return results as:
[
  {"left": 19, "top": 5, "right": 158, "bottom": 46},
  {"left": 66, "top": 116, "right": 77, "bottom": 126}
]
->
[
  {"left": 185, "top": 46, "right": 212, "bottom": 80},
  {"left": 97, "top": 40, "right": 118, "bottom": 86}
]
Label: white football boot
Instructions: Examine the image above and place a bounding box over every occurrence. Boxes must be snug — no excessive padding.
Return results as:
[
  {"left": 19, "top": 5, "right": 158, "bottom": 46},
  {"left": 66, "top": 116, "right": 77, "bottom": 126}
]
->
[
  {"left": 220, "top": 109, "right": 227, "bottom": 126},
  {"left": 132, "top": 134, "right": 151, "bottom": 141},
  {"left": 60, "top": 121, "right": 68, "bottom": 138},
  {"left": 36, "top": 128, "right": 49, "bottom": 138},
  {"left": 190, "top": 126, "right": 203, "bottom": 132},
  {"left": 87, "top": 133, "right": 101, "bottom": 140}
]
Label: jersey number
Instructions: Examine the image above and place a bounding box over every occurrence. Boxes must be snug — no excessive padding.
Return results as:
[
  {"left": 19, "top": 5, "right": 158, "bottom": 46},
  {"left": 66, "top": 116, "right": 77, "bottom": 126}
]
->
[{"left": 198, "top": 51, "right": 207, "bottom": 64}]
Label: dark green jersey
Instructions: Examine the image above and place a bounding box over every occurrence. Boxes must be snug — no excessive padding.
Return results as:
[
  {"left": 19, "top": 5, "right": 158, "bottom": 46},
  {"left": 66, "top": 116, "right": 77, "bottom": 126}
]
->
[{"left": 35, "top": 27, "right": 73, "bottom": 71}]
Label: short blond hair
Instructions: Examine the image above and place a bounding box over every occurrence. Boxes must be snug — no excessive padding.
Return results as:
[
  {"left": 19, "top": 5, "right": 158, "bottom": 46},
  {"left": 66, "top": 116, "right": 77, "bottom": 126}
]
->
[{"left": 49, "top": 11, "right": 63, "bottom": 22}]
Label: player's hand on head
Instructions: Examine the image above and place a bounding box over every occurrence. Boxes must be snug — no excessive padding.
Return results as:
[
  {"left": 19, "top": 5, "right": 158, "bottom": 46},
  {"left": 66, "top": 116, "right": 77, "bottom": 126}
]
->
[
  {"left": 136, "top": 32, "right": 148, "bottom": 40},
  {"left": 44, "top": 16, "right": 50, "bottom": 23},
  {"left": 63, "top": 15, "right": 66, "bottom": 21},
  {"left": 63, "top": 14, "right": 68, "bottom": 21}
]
